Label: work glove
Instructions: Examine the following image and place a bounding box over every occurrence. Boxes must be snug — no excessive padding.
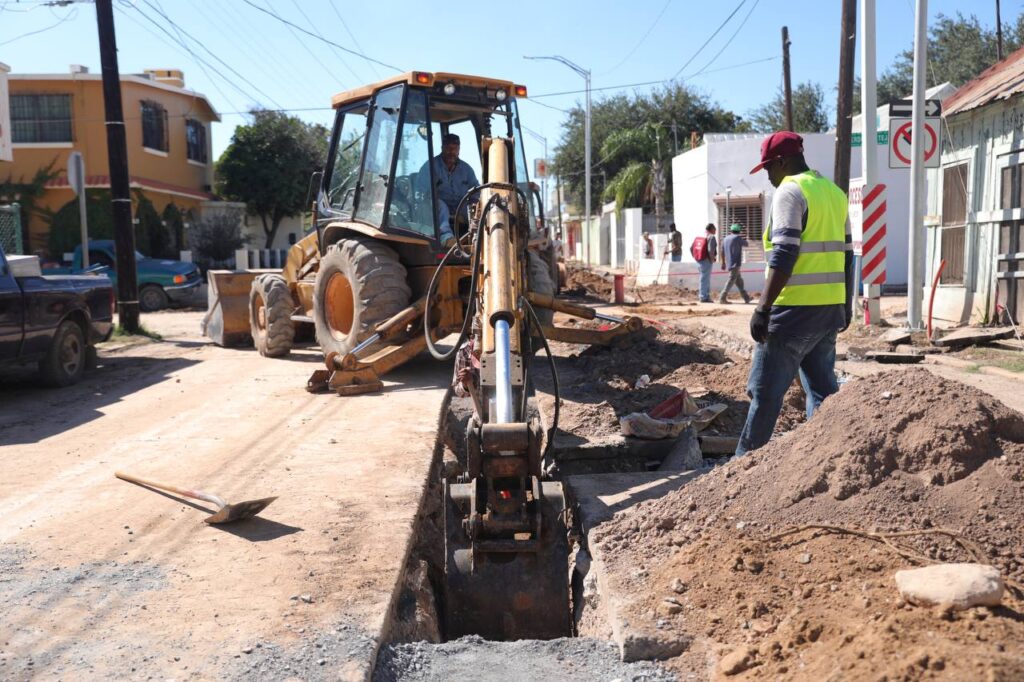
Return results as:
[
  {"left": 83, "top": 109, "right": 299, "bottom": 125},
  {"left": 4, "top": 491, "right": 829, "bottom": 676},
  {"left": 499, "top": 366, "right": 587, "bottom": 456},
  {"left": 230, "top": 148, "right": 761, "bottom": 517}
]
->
[{"left": 750, "top": 307, "right": 771, "bottom": 343}]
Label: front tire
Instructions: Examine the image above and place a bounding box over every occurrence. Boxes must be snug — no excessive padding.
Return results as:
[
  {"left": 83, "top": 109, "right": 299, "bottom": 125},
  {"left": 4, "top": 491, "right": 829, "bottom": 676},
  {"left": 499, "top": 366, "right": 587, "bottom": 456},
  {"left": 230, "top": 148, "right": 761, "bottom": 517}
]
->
[
  {"left": 250, "top": 273, "right": 295, "bottom": 357},
  {"left": 313, "top": 236, "right": 411, "bottom": 357},
  {"left": 40, "top": 320, "right": 86, "bottom": 387},
  {"left": 139, "top": 285, "right": 168, "bottom": 312}
]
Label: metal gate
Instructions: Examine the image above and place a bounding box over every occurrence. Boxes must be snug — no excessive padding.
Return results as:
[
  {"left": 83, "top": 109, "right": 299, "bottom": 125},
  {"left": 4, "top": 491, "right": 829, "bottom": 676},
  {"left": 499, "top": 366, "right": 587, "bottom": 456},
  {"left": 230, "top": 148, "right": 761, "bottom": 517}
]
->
[{"left": 0, "top": 203, "right": 22, "bottom": 255}]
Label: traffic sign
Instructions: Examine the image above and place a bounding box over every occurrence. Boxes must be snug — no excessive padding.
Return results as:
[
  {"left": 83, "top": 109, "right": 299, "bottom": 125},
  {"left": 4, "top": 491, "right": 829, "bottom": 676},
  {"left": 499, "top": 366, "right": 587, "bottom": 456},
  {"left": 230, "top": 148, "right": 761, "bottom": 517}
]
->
[
  {"left": 888, "top": 118, "right": 941, "bottom": 169},
  {"left": 851, "top": 131, "right": 889, "bottom": 147},
  {"left": 534, "top": 158, "right": 548, "bottom": 178},
  {"left": 889, "top": 98, "right": 941, "bottom": 117},
  {"left": 68, "top": 151, "right": 85, "bottom": 196}
]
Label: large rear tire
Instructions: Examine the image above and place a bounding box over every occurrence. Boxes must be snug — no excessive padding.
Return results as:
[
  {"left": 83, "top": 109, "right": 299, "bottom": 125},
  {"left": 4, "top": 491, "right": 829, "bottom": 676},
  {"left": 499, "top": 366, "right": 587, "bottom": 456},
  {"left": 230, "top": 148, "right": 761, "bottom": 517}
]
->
[
  {"left": 250, "top": 273, "right": 295, "bottom": 358},
  {"left": 313, "top": 236, "right": 411, "bottom": 357},
  {"left": 39, "top": 320, "right": 86, "bottom": 387}
]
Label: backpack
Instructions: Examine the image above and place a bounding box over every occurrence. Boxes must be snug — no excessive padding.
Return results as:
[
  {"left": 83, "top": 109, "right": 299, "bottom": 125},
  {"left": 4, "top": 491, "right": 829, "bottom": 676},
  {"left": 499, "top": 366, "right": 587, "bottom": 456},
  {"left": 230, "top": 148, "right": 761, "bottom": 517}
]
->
[{"left": 690, "top": 236, "right": 708, "bottom": 261}]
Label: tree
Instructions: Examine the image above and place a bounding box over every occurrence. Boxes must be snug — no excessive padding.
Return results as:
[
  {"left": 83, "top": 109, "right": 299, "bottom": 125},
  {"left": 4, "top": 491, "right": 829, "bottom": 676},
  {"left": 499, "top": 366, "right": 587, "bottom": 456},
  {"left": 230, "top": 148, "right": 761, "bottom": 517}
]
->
[
  {"left": 216, "top": 110, "right": 328, "bottom": 248},
  {"left": 552, "top": 82, "right": 745, "bottom": 214},
  {"left": 190, "top": 208, "right": 247, "bottom": 265},
  {"left": 748, "top": 82, "right": 830, "bottom": 133},
  {"left": 600, "top": 122, "right": 671, "bottom": 228},
  {"left": 858, "top": 11, "right": 1024, "bottom": 111}
]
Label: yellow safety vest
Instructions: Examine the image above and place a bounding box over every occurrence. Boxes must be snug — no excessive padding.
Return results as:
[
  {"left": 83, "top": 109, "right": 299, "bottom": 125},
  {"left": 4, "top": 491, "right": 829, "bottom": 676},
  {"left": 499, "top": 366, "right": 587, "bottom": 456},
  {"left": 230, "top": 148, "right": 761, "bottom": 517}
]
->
[{"left": 763, "top": 170, "right": 848, "bottom": 306}]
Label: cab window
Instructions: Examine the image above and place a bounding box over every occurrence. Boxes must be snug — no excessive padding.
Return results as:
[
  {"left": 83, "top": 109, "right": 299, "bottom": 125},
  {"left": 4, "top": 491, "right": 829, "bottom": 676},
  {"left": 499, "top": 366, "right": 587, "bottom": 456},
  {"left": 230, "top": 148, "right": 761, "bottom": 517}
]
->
[
  {"left": 355, "top": 84, "right": 403, "bottom": 227},
  {"left": 509, "top": 100, "right": 537, "bottom": 226},
  {"left": 326, "top": 102, "right": 369, "bottom": 218},
  {"left": 388, "top": 88, "right": 436, "bottom": 238}
]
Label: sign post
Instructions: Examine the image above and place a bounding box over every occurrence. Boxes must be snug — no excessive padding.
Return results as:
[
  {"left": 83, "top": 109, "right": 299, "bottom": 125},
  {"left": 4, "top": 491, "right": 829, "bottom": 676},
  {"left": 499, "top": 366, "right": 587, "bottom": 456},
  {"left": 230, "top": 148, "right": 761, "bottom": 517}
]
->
[{"left": 67, "top": 151, "right": 89, "bottom": 269}]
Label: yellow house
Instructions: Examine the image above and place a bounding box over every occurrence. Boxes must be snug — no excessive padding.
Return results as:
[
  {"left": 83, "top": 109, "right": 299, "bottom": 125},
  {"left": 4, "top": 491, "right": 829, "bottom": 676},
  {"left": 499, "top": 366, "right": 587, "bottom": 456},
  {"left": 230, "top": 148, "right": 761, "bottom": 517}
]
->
[{"left": 2, "top": 66, "right": 219, "bottom": 255}]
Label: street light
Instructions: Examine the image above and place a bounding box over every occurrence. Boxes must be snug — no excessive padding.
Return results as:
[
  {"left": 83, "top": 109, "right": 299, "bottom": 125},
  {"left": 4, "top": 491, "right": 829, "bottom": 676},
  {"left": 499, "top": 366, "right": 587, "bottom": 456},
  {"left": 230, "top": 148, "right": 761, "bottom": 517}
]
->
[{"left": 524, "top": 54, "right": 591, "bottom": 264}]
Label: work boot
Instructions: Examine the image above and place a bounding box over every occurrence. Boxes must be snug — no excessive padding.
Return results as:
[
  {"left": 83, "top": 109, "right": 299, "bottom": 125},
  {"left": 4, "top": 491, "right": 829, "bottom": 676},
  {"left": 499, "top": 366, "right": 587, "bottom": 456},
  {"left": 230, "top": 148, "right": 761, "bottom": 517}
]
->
[
  {"left": 717, "top": 295, "right": 729, "bottom": 304},
  {"left": 742, "top": 293, "right": 752, "bottom": 304}
]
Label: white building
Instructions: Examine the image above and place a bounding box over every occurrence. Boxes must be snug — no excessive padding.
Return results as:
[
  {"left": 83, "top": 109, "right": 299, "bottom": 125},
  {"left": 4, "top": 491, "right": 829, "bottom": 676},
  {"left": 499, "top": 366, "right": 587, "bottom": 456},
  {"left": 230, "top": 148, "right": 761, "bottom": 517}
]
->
[{"left": 925, "top": 47, "right": 1024, "bottom": 324}]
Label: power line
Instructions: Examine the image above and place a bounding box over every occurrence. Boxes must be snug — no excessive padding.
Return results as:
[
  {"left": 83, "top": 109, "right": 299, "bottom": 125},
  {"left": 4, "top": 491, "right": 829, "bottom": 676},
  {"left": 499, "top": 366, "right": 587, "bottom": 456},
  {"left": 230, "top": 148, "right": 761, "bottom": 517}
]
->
[
  {"left": 327, "top": 0, "right": 381, "bottom": 80},
  {"left": 127, "top": 0, "right": 284, "bottom": 108},
  {"left": 673, "top": 0, "right": 748, "bottom": 79},
  {"left": 287, "top": 0, "right": 361, "bottom": 85},
  {"left": 240, "top": 0, "right": 404, "bottom": 73},
  {"left": 530, "top": 56, "right": 778, "bottom": 100},
  {"left": 0, "top": 4, "right": 75, "bottom": 46},
  {"left": 598, "top": 0, "right": 672, "bottom": 76},
  {"left": 520, "top": 98, "right": 571, "bottom": 114},
  {"left": 685, "top": 0, "right": 760, "bottom": 79}
]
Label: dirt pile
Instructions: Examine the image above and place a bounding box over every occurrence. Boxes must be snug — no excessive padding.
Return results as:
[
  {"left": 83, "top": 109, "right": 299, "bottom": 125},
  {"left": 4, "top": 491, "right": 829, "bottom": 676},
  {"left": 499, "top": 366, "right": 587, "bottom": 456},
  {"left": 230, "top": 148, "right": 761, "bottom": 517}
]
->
[
  {"left": 539, "top": 330, "right": 804, "bottom": 443},
  {"left": 564, "top": 267, "right": 614, "bottom": 299},
  {"left": 591, "top": 368, "right": 1024, "bottom": 678}
]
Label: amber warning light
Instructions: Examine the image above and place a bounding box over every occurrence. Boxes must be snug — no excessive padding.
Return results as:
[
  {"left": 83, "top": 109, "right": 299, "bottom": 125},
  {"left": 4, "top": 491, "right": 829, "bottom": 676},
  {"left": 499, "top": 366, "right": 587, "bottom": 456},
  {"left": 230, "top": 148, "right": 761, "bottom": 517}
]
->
[
  {"left": 514, "top": 85, "right": 528, "bottom": 97},
  {"left": 414, "top": 72, "right": 432, "bottom": 85}
]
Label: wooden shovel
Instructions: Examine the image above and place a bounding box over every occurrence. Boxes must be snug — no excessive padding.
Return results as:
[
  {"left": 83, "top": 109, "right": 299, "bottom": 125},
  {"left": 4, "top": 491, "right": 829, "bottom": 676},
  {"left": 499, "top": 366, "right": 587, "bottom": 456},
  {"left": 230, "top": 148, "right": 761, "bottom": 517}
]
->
[{"left": 115, "top": 471, "right": 277, "bottom": 524}]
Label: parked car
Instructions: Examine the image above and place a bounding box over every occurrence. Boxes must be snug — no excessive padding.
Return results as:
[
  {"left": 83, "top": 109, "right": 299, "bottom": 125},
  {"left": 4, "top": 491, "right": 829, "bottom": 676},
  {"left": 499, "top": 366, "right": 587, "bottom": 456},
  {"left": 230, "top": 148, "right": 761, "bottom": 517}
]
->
[
  {"left": 51, "top": 240, "right": 201, "bottom": 311},
  {"left": 0, "top": 244, "right": 114, "bottom": 387}
]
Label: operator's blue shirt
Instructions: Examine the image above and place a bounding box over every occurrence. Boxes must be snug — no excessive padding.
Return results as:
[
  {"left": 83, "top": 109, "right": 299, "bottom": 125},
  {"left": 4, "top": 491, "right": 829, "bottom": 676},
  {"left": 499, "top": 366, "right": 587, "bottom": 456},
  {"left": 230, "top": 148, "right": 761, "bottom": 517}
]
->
[{"left": 425, "top": 156, "right": 479, "bottom": 216}]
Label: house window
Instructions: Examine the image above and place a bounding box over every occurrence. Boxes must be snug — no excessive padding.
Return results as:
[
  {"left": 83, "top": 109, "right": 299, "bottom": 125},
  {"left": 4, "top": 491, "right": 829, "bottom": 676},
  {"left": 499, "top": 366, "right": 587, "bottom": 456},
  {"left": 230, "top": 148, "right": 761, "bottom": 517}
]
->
[
  {"left": 185, "top": 119, "right": 207, "bottom": 163},
  {"left": 10, "top": 94, "right": 72, "bottom": 143},
  {"left": 715, "top": 194, "right": 765, "bottom": 262},
  {"left": 141, "top": 100, "right": 168, "bottom": 152},
  {"left": 940, "top": 163, "right": 968, "bottom": 284}
]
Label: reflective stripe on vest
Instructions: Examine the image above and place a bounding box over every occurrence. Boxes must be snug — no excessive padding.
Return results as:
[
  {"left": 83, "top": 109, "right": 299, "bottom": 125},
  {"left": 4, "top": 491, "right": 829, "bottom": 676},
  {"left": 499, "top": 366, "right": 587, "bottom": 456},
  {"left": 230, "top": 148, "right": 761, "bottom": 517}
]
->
[{"left": 763, "top": 170, "right": 848, "bottom": 306}]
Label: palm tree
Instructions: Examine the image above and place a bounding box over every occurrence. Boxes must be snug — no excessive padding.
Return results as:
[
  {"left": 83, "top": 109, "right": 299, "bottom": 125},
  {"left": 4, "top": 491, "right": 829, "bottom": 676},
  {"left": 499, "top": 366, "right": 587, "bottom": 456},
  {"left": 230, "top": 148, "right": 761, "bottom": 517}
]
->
[{"left": 601, "top": 123, "right": 671, "bottom": 229}]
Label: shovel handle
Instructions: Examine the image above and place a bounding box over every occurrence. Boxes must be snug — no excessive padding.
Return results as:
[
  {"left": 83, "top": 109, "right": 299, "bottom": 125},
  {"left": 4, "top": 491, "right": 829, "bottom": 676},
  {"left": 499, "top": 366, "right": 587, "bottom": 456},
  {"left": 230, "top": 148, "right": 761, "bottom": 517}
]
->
[{"left": 115, "top": 471, "right": 225, "bottom": 507}]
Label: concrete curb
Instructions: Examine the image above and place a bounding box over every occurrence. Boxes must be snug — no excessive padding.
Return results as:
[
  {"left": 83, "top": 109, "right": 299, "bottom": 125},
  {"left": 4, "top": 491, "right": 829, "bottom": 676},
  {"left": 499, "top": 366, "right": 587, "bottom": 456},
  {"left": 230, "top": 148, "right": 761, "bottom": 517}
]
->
[{"left": 924, "top": 353, "right": 1024, "bottom": 381}]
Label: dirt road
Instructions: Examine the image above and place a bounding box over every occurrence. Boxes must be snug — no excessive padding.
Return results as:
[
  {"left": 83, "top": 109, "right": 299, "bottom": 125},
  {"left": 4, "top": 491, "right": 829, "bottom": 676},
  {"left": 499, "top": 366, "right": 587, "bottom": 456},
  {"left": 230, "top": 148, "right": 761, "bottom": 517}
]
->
[{"left": 0, "top": 312, "right": 448, "bottom": 680}]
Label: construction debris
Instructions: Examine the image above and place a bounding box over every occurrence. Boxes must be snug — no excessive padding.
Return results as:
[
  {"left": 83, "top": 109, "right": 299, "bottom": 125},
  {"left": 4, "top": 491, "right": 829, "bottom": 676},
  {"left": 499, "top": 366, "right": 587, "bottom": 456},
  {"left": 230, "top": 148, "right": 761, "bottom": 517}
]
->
[
  {"left": 584, "top": 369, "right": 1024, "bottom": 678},
  {"left": 894, "top": 563, "right": 1005, "bottom": 611},
  {"left": 865, "top": 350, "right": 925, "bottom": 364},
  {"left": 933, "top": 326, "right": 1015, "bottom": 348}
]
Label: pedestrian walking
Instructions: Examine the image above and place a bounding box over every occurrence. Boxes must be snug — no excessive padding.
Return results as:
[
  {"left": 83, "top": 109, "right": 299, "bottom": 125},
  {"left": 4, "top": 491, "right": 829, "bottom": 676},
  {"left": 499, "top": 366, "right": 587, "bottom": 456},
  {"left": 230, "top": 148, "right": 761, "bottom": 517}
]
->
[
  {"left": 736, "top": 131, "right": 853, "bottom": 457},
  {"left": 691, "top": 223, "right": 717, "bottom": 303},
  {"left": 717, "top": 223, "right": 752, "bottom": 304},
  {"left": 642, "top": 232, "right": 654, "bottom": 258}
]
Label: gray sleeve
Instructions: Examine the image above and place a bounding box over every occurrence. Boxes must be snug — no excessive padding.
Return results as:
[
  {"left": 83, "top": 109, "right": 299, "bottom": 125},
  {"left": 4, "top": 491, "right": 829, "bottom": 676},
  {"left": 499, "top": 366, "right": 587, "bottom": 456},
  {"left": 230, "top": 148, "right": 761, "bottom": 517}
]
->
[{"left": 767, "top": 183, "right": 807, "bottom": 273}]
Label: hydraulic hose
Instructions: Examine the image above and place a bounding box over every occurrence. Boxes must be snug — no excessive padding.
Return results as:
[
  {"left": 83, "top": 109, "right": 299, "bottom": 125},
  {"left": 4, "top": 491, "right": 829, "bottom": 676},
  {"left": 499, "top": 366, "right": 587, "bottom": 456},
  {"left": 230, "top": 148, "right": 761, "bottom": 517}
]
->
[{"left": 521, "top": 295, "right": 559, "bottom": 461}]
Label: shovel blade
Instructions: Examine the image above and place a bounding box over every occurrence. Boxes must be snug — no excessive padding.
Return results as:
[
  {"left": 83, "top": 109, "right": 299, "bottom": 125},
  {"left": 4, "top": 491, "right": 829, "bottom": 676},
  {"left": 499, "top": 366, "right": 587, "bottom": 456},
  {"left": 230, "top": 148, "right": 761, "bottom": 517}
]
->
[{"left": 205, "top": 496, "right": 278, "bottom": 524}]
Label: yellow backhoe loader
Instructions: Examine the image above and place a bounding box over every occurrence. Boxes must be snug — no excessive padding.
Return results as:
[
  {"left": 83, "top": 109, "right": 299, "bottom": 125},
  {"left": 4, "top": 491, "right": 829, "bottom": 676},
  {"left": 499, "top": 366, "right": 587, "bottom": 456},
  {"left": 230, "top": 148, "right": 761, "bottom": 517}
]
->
[{"left": 203, "top": 71, "right": 642, "bottom": 396}]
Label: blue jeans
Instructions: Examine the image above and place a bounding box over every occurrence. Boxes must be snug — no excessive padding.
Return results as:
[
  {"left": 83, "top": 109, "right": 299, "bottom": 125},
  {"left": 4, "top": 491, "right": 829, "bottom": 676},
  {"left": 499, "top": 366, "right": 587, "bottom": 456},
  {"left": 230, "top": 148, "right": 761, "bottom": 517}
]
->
[
  {"left": 671, "top": 253, "right": 682, "bottom": 262},
  {"left": 698, "top": 260, "right": 713, "bottom": 301},
  {"left": 735, "top": 328, "right": 839, "bottom": 456}
]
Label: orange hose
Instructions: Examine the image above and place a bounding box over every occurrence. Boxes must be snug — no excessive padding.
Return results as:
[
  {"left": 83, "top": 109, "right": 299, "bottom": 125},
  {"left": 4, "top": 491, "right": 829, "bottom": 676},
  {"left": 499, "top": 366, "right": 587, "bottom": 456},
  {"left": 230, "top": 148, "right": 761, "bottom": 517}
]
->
[{"left": 927, "top": 259, "right": 947, "bottom": 342}]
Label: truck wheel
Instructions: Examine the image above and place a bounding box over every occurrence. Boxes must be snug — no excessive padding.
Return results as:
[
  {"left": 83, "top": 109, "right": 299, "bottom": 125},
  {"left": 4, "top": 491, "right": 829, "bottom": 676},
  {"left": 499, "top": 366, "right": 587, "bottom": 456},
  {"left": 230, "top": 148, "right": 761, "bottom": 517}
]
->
[
  {"left": 139, "top": 285, "right": 169, "bottom": 312},
  {"left": 250, "top": 273, "right": 295, "bottom": 357},
  {"left": 39, "top": 320, "right": 87, "bottom": 387},
  {"left": 313, "top": 236, "right": 411, "bottom": 357},
  {"left": 528, "top": 250, "right": 555, "bottom": 327}
]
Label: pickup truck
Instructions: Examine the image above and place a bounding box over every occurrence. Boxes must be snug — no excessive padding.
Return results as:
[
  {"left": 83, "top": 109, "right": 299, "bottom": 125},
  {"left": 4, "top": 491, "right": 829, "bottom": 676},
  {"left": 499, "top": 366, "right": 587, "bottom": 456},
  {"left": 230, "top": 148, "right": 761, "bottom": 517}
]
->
[
  {"left": 1, "top": 244, "right": 114, "bottom": 387},
  {"left": 52, "top": 240, "right": 202, "bottom": 312}
]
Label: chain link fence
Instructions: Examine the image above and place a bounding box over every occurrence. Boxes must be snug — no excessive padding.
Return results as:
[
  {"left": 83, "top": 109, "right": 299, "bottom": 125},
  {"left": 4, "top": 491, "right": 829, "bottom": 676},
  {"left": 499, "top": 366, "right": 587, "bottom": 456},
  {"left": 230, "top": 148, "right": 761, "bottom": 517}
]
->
[{"left": 0, "top": 203, "right": 23, "bottom": 255}]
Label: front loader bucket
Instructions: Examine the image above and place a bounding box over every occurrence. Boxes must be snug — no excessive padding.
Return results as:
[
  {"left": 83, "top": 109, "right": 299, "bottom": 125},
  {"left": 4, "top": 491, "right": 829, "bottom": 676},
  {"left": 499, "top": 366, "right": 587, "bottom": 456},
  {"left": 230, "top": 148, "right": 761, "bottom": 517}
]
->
[
  {"left": 201, "top": 269, "right": 277, "bottom": 347},
  {"left": 443, "top": 480, "right": 571, "bottom": 640}
]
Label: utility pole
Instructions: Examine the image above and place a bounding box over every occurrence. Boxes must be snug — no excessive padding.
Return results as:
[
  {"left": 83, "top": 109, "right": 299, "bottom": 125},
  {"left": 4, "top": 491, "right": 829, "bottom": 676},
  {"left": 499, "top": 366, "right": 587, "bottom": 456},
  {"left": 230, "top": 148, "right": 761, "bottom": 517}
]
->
[
  {"left": 95, "top": 0, "right": 139, "bottom": 332},
  {"left": 907, "top": 0, "right": 929, "bottom": 330},
  {"left": 782, "top": 26, "right": 794, "bottom": 131},
  {"left": 859, "top": 0, "right": 880, "bottom": 323},
  {"left": 996, "top": 0, "right": 1004, "bottom": 60},
  {"left": 834, "top": 0, "right": 857, "bottom": 193}
]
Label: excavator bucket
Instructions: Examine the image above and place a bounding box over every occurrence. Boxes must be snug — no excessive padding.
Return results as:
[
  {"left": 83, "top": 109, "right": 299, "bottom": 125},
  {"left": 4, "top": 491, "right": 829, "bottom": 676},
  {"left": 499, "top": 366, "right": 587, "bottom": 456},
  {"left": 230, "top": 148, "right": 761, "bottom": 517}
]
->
[
  {"left": 443, "top": 479, "right": 572, "bottom": 640},
  {"left": 201, "top": 269, "right": 276, "bottom": 347}
]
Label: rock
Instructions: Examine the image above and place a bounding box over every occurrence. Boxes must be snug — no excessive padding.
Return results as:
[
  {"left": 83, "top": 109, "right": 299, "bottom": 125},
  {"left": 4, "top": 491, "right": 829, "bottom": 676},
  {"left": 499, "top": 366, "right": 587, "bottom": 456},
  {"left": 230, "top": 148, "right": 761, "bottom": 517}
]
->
[
  {"left": 241, "top": 647, "right": 253, "bottom": 654},
  {"left": 658, "top": 601, "right": 682, "bottom": 616},
  {"left": 894, "top": 563, "right": 1004, "bottom": 610},
  {"left": 670, "top": 578, "right": 686, "bottom": 594},
  {"left": 300, "top": 594, "right": 313, "bottom": 604},
  {"left": 719, "top": 645, "right": 755, "bottom": 675},
  {"left": 798, "top": 553, "right": 812, "bottom": 564}
]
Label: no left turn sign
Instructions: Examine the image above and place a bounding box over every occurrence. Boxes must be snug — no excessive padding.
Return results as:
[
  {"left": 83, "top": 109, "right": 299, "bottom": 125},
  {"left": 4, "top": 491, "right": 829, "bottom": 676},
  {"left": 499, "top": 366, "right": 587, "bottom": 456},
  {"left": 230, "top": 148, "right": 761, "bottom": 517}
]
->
[{"left": 888, "top": 117, "right": 941, "bottom": 169}]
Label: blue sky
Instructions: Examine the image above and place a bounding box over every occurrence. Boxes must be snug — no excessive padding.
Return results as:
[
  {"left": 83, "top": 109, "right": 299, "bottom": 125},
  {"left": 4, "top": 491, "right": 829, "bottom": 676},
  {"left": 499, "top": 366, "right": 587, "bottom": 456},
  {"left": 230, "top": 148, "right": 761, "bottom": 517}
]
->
[{"left": 2, "top": 0, "right": 1017, "bottom": 176}]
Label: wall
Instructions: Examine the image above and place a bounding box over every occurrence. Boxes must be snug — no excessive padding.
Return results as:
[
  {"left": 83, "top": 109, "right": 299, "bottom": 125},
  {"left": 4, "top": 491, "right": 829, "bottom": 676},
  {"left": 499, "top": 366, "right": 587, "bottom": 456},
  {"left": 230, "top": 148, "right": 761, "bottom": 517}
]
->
[{"left": 0, "top": 63, "right": 10, "bottom": 163}]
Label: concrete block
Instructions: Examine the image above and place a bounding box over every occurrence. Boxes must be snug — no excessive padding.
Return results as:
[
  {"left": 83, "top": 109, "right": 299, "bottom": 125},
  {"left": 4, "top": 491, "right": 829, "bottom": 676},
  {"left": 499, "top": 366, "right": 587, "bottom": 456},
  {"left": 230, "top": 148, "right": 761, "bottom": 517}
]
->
[{"left": 894, "top": 563, "right": 1004, "bottom": 610}]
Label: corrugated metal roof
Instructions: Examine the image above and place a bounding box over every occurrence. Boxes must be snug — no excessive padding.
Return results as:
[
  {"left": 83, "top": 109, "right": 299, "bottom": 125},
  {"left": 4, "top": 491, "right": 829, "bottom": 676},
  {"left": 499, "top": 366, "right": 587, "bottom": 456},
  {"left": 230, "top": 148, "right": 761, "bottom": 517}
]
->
[{"left": 943, "top": 46, "right": 1024, "bottom": 117}]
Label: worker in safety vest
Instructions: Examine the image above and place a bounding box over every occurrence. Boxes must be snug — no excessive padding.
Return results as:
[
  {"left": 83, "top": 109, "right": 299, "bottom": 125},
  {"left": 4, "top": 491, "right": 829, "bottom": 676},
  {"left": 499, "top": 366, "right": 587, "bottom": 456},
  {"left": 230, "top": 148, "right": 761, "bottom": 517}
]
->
[{"left": 736, "top": 131, "right": 853, "bottom": 457}]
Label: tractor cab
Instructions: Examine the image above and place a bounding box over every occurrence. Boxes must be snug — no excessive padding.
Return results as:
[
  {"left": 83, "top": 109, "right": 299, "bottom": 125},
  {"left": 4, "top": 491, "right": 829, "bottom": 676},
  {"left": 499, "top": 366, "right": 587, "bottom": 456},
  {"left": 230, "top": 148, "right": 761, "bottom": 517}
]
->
[{"left": 316, "top": 72, "right": 539, "bottom": 265}]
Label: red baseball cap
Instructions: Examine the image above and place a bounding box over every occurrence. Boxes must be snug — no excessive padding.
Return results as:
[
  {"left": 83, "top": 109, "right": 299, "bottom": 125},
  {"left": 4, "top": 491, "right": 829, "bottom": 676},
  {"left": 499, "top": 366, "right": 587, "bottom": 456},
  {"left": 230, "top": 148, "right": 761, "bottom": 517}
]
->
[{"left": 749, "top": 131, "right": 804, "bottom": 173}]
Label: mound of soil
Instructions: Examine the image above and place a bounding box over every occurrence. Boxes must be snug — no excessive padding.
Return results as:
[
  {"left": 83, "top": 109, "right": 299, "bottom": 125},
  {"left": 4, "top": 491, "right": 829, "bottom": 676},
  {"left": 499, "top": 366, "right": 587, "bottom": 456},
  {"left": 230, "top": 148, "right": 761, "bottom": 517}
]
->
[
  {"left": 564, "top": 268, "right": 614, "bottom": 299},
  {"left": 591, "top": 368, "right": 1024, "bottom": 678}
]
